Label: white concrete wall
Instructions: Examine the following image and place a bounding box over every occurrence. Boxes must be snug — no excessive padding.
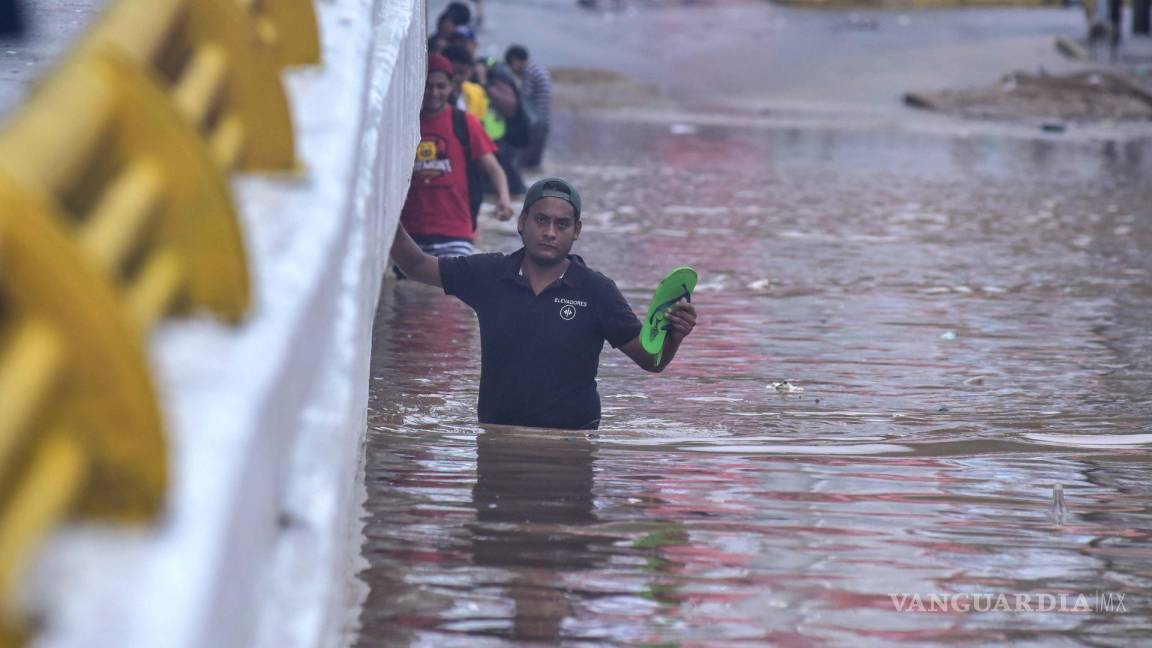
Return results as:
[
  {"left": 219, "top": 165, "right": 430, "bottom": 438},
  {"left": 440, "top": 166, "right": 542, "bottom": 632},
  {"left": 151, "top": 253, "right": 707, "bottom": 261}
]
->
[{"left": 27, "top": 1, "right": 424, "bottom": 646}]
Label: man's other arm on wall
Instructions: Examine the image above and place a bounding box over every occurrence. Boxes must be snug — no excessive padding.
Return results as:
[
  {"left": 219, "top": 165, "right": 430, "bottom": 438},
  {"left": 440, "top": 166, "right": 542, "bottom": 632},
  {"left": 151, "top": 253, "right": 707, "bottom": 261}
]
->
[{"left": 389, "top": 225, "right": 443, "bottom": 288}]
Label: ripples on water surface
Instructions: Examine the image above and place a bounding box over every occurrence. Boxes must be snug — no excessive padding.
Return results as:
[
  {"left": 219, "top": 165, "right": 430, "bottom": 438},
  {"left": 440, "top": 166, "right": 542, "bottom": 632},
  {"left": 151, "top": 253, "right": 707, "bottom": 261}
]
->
[{"left": 357, "top": 116, "right": 1152, "bottom": 645}]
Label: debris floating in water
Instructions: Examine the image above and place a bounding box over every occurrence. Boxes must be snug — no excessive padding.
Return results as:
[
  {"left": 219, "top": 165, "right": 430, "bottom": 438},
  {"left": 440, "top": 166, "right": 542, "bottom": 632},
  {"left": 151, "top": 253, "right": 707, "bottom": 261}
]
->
[
  {"left": 940, "top": 330, "right": 958, "bottom": 340},
  {"left": 767, "top": 381, "right": 804, "bottom": 393}
]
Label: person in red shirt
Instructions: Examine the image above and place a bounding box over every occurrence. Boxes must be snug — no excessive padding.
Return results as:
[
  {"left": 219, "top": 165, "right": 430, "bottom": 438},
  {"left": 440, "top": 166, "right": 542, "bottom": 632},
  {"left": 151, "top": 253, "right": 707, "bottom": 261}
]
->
[{"left": 402, "top": 53, "right": 514, "bottom": 258}]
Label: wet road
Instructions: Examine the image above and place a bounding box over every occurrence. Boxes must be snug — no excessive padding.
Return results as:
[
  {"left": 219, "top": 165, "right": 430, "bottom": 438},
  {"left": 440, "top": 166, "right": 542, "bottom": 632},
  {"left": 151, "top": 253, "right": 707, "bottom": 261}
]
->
[
  {"left": 356, "top": 2, "right": 1152, "bottom": 646},
  {"left": 0, "top": 1, "right": 108, "bottom": 120}
]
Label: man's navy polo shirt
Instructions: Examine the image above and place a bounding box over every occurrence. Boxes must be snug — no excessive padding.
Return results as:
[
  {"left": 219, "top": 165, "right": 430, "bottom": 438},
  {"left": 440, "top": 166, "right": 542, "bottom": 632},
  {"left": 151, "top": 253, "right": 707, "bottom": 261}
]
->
[{"left": 439, "top": 248, "right": 642, "bottom": 430}]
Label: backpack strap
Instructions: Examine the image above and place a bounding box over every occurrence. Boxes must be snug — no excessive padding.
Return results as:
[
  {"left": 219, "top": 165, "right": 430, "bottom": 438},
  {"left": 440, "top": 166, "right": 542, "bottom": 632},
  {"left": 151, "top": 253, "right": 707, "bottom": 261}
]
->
[
  {"left": 451, "top": 106, "right": 472, "bottom": 161},
  {"left": 450, "top": 106, "right": 484, "bottom": 230}
]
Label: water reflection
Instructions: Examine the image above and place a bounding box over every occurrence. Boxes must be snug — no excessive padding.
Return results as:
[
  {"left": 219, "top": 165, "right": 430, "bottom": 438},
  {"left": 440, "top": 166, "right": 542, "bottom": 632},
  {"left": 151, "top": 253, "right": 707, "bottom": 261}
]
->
[{"left": 470, "top": 429, "right": 613, "bottom": 641}]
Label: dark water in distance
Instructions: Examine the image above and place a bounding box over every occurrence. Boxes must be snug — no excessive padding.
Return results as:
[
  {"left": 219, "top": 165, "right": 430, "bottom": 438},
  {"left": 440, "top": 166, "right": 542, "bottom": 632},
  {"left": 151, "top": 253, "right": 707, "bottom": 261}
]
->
[{"left": 356, "top": 112, "right": 1152, "bottom": 645}]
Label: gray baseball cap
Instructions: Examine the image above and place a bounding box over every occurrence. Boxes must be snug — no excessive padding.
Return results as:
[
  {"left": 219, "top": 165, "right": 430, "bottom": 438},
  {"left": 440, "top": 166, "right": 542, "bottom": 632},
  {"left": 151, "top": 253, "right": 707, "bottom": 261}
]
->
[{"left": 523, "top": 177, "right": 582, "bottom": 220}]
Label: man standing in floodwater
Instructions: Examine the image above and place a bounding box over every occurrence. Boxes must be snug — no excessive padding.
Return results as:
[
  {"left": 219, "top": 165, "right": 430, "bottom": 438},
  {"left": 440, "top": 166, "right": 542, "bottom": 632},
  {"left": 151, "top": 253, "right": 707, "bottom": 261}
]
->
[
  {"left": 402, "top": 53, "right": 514, "bottom": 258},
  {"left": 389, "top": 177, "right": 698, "bottom": 430}
]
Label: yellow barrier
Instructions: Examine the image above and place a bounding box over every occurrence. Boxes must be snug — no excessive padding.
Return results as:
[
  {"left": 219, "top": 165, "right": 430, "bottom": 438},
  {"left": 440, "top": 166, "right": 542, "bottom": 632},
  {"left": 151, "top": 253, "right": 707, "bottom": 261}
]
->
[
  {"left": 0, "top": 51, "right": 251, "bottom": 322},
  {"left": 0, "top": 0, "right": 321, "bottom": 643},
  {"left": 83, "top": 0, "right": 299, "bottom": 170},
  {"left": 0, "top": 169, "right": 166, "bottom": 639},
  {"left": 239, "top": 0, "right": 322, "bottom": 67}
]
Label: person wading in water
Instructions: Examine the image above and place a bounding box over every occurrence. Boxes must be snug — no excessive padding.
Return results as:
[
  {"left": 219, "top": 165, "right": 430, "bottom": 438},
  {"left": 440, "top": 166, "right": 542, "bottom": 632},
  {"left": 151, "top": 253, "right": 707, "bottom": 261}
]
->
[{"left": 389, "top": 177, "right": 698, "bottom": 430}]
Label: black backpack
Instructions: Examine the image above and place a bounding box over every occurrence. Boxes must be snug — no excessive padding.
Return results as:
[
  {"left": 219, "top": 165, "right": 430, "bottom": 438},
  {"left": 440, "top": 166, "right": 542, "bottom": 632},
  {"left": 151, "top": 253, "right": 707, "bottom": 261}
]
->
[
  {"left": 486, "top": 62, "right": 540, "bottom": 148},
  {"left": 450, "top": 106, "right": 485, "bottom": 231}
]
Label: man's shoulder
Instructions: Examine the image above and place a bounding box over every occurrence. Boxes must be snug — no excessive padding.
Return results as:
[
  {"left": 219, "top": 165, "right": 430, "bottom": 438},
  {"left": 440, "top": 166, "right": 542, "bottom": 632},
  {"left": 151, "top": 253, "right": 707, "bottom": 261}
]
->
[
  {"left": 457, "top": 251, "right": 510, "bottom": 271},
  {"left": 440, "top": 251, "right": 515, "bottom": 297},
  {"left": 474, "top": 250, "right": 509, "bottom": 262},
  {"left": 528, "top": 62, "right": 551, "bottom": 79},
  {"left": 442, "top": 251, "right": 515, "bottom": 279},
  {"left": 569, "top": 257, "right": 624, "bottom": 294},
  {"left": 462, "top": 110, "right": 487, "bottom": 134},
  {"left": 456, "top": 108, "right": 494, "bottom": 153},
  {"left": 420, "top": 105, "right": 451, "bottom": 127},
  {"left": 566, "top": 259, "right": 639, "bottom": 335}
]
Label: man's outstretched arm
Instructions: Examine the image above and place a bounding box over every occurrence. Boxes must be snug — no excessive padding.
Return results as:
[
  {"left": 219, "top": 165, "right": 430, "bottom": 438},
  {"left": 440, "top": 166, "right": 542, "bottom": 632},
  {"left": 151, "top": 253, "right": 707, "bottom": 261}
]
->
[
  {"left": 619, "top": 302, "right": 697, "bottom": 373},
  {"left": 390, "top": 225, "right": 442, "bottom": 287},
  {"left": 477, "top": 152, "right": 515, "bottom": 221}
]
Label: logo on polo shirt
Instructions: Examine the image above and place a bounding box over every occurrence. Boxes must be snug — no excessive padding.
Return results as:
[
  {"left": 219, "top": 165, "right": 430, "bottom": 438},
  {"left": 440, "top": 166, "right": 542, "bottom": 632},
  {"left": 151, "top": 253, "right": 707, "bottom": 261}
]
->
[{"left": 555, "top": 297, "right": 586, "bottom": 321}]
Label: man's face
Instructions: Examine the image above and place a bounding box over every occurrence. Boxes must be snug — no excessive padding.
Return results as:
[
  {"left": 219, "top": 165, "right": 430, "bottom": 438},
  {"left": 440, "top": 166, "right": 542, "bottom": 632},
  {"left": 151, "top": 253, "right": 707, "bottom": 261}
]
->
[
  {"left": 449, "top": 36, "right": 477, "bottom": 56},
  {"left": 451, "top": 61, "right": 471, "bottom": 89},
  {"left": 508, "top": 58, "right": 527, "bottom": 77},
  {"left": 422, "top": 71, "right": 452, "bottom": 114},
  {"left": 518, "top": 197, "right": 581, "bottom": 265}
]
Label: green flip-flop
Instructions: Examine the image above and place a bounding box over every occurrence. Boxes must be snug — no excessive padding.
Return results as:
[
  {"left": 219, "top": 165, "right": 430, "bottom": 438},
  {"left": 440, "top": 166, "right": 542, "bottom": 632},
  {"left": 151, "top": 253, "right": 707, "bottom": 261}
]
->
[{"left": 640, "top": 266, "right": 698, "bottom": 363}]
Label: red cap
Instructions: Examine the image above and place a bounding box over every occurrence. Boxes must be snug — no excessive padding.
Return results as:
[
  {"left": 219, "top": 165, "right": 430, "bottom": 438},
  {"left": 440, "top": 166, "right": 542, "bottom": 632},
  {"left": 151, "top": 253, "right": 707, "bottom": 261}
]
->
[{"left": 428, "top": 53, "right": 454, "bottom": 78}]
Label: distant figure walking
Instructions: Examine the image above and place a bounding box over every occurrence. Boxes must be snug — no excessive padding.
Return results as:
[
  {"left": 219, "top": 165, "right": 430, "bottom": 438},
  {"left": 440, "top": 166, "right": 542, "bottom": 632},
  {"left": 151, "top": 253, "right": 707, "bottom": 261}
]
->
[
  {"left": 429, "top": 2, "right": 472, "bottom": 53},
  {"left": 505, "top": 45, "right": 553, "bottom": 170},
  {"left": 1083, "top": 0, "right": 1151, "bottom": 50},
  {"left": 434, "top": 1, "right": 472, "bottom": 38}
]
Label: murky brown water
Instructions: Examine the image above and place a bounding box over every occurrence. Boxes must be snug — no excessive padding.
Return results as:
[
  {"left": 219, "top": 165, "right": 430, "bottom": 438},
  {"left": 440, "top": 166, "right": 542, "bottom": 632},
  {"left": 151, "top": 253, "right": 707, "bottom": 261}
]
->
[{"left": 356, "top": 112, "right": 1151, "bottom": 645}]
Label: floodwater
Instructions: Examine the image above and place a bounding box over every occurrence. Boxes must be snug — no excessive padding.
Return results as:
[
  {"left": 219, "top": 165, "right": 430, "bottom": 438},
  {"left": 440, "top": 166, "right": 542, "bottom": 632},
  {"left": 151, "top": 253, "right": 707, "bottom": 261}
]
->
[
  {"left": 356, "top": 108, "right": 1152, "bottom": 645},
  {"left": 357, "top": 1, "right": 1152, "bottom": 641}
]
